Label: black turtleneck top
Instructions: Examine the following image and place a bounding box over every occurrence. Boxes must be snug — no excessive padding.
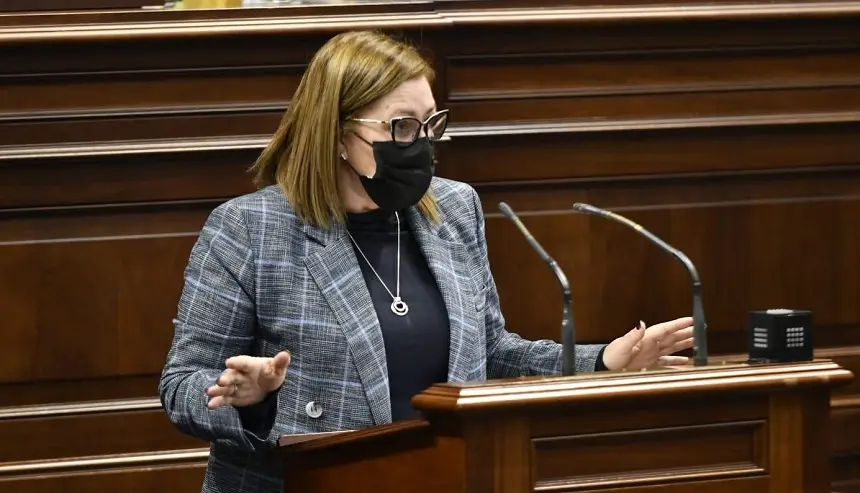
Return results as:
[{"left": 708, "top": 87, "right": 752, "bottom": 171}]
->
[
  {"left": 345, "top": 209, "right": 451, "bottom": 422},
  {"left": 342, "top": 209, "right": 609, "bottom": 422}
]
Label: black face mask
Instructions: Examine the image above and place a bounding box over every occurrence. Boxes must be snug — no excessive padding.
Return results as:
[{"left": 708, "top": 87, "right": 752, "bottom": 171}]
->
[{"left": 358, "top": 137, "right": 435, "bottom": 212}]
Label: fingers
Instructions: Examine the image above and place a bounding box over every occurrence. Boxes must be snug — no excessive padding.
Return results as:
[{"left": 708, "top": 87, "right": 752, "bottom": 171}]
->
[
  {"left": 656, "top": 326, "right": 693, "bottom": 354},
  {"left": 623, "top": 321, "right": 647, "bottom": 349},
  {"left": 206, "top": 370, "right": 247, "bottom": 409},
  {"left": 227, "top": 352, "right": 291, "bottom": 375},
  {"left": 259, "top": 352, "right": 291, "bottom": 393},
  {"left": 658, "top": 355, "right": 689, "bottom": 366},
  {"left": 648, "top": 317, "right": 694, "bottom": 340},
  {"left": 660, "top": 336, "right": 694, "bottom": 356},
  {"left": 269, "top": 351, "right": 291, "bottom": 374},
  {"left": 601, "top": 322, "right": 648, "bottom": 371},
  {"left": 206, "top": 387, "right": 235, "bottom": 410},
  {"left": 217, "top": 368, "right": 247, "bottom": 388},
  {"left": 615, "top": 317, "right": 693, "bottom": 370},
  {"left": 206, "top": 369, "right": 246, "bottom": 398},
  {"left": 225, "top": 355, "right": 257, "bottom": 372},
  {"left": 668, "top": 326, "right": 694, "bottom": 343},
  {"left": 207, "top": 395, "right": 227, "bottom": 409},
  {"left": 208, "top": 352, "right": 292, "bottom": 410}
]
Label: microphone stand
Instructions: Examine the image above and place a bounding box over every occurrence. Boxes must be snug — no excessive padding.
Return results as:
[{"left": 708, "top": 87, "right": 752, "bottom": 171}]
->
[
  {"left": 572, "top": 203, "right": 708, "bottom": 366},
  {"left": 499, "top": 202, "right": 576, "bottom": 375}
]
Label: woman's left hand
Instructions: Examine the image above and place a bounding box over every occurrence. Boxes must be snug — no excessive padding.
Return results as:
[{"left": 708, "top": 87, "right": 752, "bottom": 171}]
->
[{"left": 601, "top": 317, "right": 695, "bottom": 370}]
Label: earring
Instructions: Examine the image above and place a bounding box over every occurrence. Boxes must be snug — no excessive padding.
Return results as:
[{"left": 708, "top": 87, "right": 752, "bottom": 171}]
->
[{"left": 340, "top": 152, "right": 348, "bottom": 161}]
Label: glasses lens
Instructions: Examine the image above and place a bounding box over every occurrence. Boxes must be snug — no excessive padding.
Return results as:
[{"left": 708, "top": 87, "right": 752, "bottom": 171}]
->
[
  {"left": 425, "top": 112, "right": 449, "bottom": 141},
  {"left": 392, "top": 118, "right": 421, "bottom": 145}
]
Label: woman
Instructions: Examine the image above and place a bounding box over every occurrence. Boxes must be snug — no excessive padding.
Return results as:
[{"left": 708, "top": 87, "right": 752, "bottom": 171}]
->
[{"left": 159, "top": 30, "right": 694, "bottom": 493}]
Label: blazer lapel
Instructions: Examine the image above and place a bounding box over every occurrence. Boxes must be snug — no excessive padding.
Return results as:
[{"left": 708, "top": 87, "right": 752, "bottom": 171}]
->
[
  {"left": 407, "top": 208, "right": 477, "bottom": 384},
  {"left": 302, "top": 222, "right": 392, "bottom": 426}
]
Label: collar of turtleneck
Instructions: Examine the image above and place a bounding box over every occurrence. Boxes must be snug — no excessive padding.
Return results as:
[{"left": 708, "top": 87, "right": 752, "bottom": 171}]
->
[{"left": 344, "top": 208, "right": 403, "bottom": 233}]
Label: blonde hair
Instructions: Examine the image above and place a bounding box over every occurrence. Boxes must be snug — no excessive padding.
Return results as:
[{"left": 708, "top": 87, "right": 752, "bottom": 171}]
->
[{"left": 249, "top": 30, "right": 439, "bottom": 229}]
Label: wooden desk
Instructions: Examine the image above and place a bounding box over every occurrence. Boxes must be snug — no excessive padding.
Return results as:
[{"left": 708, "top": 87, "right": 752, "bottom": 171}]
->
[
  {"left": 1, "top": 1, "right": 859, "bottom": 492},
  {"left": 284, "top": 361, "right": 854, "bottom": 493}
]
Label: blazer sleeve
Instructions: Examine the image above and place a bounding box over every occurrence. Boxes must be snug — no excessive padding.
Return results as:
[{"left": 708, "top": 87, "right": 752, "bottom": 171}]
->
[
  {"left": 468, "top": 188, "right": 607, "bottom": 378},
  {"left": 158, "top": 200, "right": 278, "bottom": 453}
]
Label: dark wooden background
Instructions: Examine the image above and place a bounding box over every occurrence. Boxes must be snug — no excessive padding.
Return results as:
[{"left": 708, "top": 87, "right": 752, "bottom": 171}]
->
[{"left": 1, "top": 1, "right": 859, "bottom": 492}]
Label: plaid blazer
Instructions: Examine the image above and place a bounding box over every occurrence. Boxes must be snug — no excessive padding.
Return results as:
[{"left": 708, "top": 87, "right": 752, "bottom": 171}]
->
[{"left": 158, "top": 177, "right": 604, "bottom": 493}]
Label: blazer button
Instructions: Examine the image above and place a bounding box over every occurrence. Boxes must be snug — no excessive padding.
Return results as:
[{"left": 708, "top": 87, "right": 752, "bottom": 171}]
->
[{"left": 305, "top": 401, "right": 323, "bottom": 419}]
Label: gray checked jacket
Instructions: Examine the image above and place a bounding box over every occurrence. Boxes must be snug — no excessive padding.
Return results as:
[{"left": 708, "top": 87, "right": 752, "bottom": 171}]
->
[{"left": 158, "top": 177, "right": 604, "bottom": 493}]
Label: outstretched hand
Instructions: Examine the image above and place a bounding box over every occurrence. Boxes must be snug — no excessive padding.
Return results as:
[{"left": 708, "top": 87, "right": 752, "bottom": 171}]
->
[
  {"left": 601, "top": 317, "right": 694, "bottom": 370},
  {"left": 206, "top": 351, "right": 291, "bottom": 409}
]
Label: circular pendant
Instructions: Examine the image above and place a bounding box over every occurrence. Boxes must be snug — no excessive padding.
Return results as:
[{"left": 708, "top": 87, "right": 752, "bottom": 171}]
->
[{"left": 390, "top": 297, "right": 409, "bottom": 316}]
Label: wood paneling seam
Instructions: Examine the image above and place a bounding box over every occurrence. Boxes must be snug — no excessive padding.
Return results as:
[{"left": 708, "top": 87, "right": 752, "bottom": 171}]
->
[
  {"left": 3, "top": 110, "right": 860, "bottom": 162},
  {"left": 445, "top": 43, "right": 860, "bottom": 62},
  {"left": 0, "top": 14, "right": 452, "bottom": 43},
  {"left": 0, "top": 448, "right": 209, "bottom": 477},
  {"left": 0, "top": 231, "right": 200, "bottom": 247},
  {"left": 480, "top": 195, "right": 860, "bottom": 218},
  {"left": 1, "top": 1, "right": 859, "bottom": 43},
  {"left": 0, "top": 101, "right": 290, "bottom": 123},
  {"left": 471, "top": 167, "right": 860, "bottom": 192},
  {"left": 443, "top": 2, "right": 860, "bottom": 25},
  {"left": 448, "top": 79, "right": 860, "bottom": 102},
  {"left": 0, "top": 398, "right": 162, "bottom": 420},
  {"left": 447, "top": 110, "right": 860, "bottom": 138},
  {"left": 533, "top": 463, "right": 766, "bottom": 491},
  {"left": 0, "top": 197, "right": 228, "bottom": 215}
]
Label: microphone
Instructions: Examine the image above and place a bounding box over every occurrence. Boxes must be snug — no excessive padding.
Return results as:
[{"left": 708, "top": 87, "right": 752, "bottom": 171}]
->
[
  {"left": 572, "top": 202, "right": 708, "bottom": 366},
  {"left": 498, "top": 202, "right": 576, "bottom": 376}
]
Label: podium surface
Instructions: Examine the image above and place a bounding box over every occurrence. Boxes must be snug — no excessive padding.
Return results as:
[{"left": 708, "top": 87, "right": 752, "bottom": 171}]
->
[{"left": 280, "top": 360, "right": 852, "bottom": 493}]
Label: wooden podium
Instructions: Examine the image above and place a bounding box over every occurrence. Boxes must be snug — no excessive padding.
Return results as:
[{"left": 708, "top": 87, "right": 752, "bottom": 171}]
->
[{"left": 279, "top": 360, "right": 853, "bottom": 493}]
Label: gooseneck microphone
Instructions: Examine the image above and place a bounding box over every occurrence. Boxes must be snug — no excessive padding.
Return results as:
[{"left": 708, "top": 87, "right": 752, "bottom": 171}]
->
[
  {"left": 498, "top": 202, "right": 576, "bottom": 375},
  {"left": 571, "top": 202, "right": 709, "bottom": 366}
]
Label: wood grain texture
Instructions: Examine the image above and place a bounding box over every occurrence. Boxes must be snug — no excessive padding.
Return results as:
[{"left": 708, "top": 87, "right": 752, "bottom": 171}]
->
[
  {"left": 280, "top": 362, "right": 848, "bottom": 493},
  {"left": 0, "top": 0, "right": 161, "bottom": 12},
  {"left": 532, "top": 421, "right": 766, "bottom": 488},
  {"left": 0, "top": 460, "right": 207, "bottom": 493},
  {"left": 1, "top": 1, "right": 859, "bottom": 492},
  {"left": 0, "top": 404, "right": 202, "bottom": 462}
]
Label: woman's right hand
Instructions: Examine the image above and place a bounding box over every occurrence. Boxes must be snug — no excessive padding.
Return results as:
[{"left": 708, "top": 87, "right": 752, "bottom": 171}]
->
[{"left": 205, "top": 351, "right": 291, "bottom": 409}]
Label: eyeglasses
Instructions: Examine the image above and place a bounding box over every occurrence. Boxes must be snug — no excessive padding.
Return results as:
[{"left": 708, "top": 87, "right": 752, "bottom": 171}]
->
[{"left": 348, "top": 109, "right": 449, "bottom": 147}]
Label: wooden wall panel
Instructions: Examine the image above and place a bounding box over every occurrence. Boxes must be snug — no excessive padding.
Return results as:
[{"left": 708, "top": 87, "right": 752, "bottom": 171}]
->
[
  {"left": 0, "top": 405, "right": 200, "bottom": 462},
  {"left": 446, "top": 48, "right": 860, "bottom": 98},
  {"left": 0, "top": 400, "right": 207, "bottom": 493},
  {"left": 0, "top": 67, "right": 299, "bottom": 113},
  {"left": 0, "top": 461, "right": 207, "bottom": 493},
  {"left": 481, "top": 189, "right": 860, "bottom": 353},
  {"left": 1, "top": 1, "right": 859, "bottom": 492},
  {"left": 438, "top": 123, "right": 860, "bottom": 182},
  {"left": 0, "top": 201, "right": 219, "bottom": 392},
  {"left": 0, "top": 1, "right": 161, "bottom": 12},
  {"left": 0, "top": 111, "right": 281, "bottom": 147},
  {"left": 0, "top": 235, "right": 196, "bottom": 382},
  {"left": 446, "top": 46, "right": 860, "bottom": 123},
  {"left": 0, "top": 149, "right": 257, "bottom": 207}
]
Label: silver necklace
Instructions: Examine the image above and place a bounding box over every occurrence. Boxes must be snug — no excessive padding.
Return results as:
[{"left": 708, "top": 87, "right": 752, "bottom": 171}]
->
[{"left": 346, "top": 211, "right": 409, "bottom": 317}]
